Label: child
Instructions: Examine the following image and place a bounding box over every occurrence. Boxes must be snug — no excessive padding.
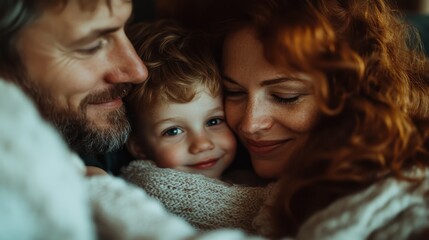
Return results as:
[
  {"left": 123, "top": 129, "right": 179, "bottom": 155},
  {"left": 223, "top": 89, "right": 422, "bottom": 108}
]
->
[
  {"left": 125, "top": 20, "right": 237, "bottom": 179},
  {"left": 122, "top": 20, "right": 272, "bottom": 232}
]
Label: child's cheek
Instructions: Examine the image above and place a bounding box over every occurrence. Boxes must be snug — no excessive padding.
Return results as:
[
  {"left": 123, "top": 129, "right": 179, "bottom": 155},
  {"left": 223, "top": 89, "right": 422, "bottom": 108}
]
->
[{"left": 155, "top": 145, "right": 186, "bottom": 168}]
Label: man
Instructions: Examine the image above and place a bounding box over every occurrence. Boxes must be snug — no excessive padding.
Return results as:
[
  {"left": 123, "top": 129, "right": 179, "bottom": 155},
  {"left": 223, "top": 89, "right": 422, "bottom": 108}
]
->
[{"left": 0, "top": 0, "right": 148, "bottom": 174}]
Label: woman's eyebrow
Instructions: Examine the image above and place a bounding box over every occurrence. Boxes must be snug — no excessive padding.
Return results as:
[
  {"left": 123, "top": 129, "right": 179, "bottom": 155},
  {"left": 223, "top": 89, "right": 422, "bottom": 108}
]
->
[
  {"left": 260, "top": 78, "right": 294, "bottom": 86},
  {"left": 222, "top": 75, "right": 303, "bottom": 86}
]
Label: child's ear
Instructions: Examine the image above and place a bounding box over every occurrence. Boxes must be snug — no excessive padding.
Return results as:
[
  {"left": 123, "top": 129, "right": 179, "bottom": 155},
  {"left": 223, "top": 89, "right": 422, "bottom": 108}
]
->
[{"left": 126, "top": 135, "right": 148, "bottom": 159}]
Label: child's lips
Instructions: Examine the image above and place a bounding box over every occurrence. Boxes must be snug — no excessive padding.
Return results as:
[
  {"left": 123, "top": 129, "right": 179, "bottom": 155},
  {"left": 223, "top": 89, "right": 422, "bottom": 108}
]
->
[{"left": 187, "top": 158, "right": 218, "bottom": 169}]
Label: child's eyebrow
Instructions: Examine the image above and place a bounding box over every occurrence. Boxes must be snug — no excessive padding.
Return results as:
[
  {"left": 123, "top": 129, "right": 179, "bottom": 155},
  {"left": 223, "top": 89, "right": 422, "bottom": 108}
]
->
[
  {"left": 207, "top": 106, "right": 224, "bottom": 115},
  {"left": 153, "top": 118, "right": 177, "bottom": 127}
]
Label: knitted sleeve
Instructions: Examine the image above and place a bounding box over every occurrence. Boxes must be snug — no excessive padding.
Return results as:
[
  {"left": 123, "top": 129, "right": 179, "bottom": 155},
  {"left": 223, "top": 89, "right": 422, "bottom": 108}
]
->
[
  {"left": 87, "top": 175, "right": 268, "bottom": 240},
  {"left": 121, "top": 160, "right": 272, "bottom": 233},
  {"left": 87, "top": 175, "right": 196, "bottom": 240}
]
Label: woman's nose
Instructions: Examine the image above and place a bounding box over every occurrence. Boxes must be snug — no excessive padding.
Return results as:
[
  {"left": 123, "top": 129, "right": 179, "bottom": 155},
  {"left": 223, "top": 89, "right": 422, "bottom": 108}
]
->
[{"left": 239, "top": 98, "right": 273, "bottom": 135}]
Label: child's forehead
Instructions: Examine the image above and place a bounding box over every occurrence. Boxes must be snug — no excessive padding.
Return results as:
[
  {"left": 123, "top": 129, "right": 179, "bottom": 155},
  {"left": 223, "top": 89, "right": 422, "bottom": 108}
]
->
[
  {"left": 158, "top": 88, "right": 218, "bottom": 104},
  {"left": 157, "top": 89, "right": 221, "bottom": 108},
  {"left": 151, "top": 96, "right": 223, "bottom": 120},
  {"left": 156, "top": 82, "right": 217, "bottom": 99}
]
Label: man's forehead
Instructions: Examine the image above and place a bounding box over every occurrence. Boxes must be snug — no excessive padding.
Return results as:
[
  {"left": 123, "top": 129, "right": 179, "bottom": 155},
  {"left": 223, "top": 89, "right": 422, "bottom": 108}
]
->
[
  {"left": 31, "top": 0, "right": 133, "bottom": 29},
  {"left": 38, "top": 0, "right": 113, "bottom": 12},
  {"left": 18, "top": 0, "right": 132, "bottom": 48}
]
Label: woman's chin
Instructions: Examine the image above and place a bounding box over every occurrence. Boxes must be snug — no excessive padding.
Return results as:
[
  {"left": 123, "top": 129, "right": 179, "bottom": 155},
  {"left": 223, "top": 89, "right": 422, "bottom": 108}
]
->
[{"left": 252, "top": 160, "right": 282, "bottom": 180}]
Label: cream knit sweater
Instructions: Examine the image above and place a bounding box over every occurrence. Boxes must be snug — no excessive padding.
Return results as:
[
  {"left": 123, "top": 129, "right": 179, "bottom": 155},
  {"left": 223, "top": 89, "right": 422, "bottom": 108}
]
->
[{"left": 122, "top": 160, "right": 272, "bottom": 233}]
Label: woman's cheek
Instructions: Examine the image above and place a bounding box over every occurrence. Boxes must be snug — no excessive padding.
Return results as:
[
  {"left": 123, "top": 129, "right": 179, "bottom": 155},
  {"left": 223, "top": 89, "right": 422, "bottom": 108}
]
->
[{"left": 225, "top": 102, "right": 241, "bottom": 133}]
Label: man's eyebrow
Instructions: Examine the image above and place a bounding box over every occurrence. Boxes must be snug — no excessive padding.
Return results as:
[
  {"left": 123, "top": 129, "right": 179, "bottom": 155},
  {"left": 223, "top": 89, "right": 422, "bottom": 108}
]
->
[
  {"left": 222, "top": 75, "right": 303, "bottom": 86},
  {"left": 69, "top": 26, "right": 121, "bottom": 46}
]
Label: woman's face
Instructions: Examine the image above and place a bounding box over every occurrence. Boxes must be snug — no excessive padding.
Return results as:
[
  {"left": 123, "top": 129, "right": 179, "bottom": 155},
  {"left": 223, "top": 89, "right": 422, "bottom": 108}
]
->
[{"left": 222, "top": 27, "right": 320, "bottom": 179}]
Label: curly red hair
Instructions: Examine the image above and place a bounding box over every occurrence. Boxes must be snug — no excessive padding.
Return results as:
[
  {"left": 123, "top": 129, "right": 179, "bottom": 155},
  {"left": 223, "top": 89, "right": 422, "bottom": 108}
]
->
[{"left": 219, "top": 0, "right": 429, "bottom": 237}]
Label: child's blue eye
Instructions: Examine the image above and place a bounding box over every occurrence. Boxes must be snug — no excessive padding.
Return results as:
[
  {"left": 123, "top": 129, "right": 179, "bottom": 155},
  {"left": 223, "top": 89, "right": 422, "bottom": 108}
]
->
[
  {"left": 163, "top": 127, "right": 184, "bottom": 136},
  {"left": 207, "top": 118, "right": 223, "bottom": 126}
]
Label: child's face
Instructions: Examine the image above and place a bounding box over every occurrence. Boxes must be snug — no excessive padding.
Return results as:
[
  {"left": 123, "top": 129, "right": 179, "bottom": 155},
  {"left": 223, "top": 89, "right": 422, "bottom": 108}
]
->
[{"left": 138, "top": 90, "right": 237, "bottom": 178}]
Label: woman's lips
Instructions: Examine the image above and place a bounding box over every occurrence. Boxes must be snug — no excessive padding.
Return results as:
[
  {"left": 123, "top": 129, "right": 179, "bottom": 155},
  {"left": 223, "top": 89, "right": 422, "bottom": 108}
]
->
[
  {"left": 188, "top": 159, "right": 218, "bottom": 169},
  {"left": 245, "top": 139, "right": 290, "bottom": 155}
]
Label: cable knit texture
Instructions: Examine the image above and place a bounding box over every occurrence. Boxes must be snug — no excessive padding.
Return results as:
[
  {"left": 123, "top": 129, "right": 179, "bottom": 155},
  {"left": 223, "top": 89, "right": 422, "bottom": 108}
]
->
[{"left": 121, "top": 160, "right": 272, "bottom": 233}]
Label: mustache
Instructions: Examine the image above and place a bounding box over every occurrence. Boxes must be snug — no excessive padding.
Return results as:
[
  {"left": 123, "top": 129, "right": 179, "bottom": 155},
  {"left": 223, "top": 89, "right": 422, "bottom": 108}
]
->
[{"left": 80, "top": 84, "right": 133, "bottom": 111}]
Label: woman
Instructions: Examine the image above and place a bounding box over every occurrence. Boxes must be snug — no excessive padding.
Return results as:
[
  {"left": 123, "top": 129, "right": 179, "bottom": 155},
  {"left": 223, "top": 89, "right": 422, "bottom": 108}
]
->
[
  {"left": 220, "top": 0, "right": 429, "bottom": 238},
  {"left": 123, "top": 0, "right": 429, "bottom": 238}
]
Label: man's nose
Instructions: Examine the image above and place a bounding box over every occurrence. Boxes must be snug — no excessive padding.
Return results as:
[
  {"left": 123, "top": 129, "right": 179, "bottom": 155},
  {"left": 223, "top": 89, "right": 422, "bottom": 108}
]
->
[{"left": 105, "top": 34, "right": 148, "bottom": 84}]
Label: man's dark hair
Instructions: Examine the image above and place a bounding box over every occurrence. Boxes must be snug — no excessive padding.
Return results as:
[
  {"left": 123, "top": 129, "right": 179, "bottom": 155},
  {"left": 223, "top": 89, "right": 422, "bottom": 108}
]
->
[
  {"left": 0, "top": 0, "right": 36, "bottom": 79},
  {"left": 0, "top": 0, "right": 113, "bottom": 80}
]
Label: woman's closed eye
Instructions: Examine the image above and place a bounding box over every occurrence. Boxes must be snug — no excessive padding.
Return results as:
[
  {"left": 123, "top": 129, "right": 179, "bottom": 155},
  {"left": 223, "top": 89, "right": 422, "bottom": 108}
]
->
[{"left": 272, "top": 94, "right": 301, "bottom": 104}]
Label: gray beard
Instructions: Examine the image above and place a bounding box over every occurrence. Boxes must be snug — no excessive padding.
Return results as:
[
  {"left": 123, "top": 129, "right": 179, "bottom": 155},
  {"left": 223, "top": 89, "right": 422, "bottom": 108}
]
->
[
  {"left": 15, "top": 70, "right": 132, "bottom": 154},
  {"left": 52, "top": 105, "right": 131, "bottom": 154}
]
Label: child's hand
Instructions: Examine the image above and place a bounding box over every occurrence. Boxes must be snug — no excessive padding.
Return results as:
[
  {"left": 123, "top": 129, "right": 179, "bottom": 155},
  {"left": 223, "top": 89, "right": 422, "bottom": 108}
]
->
[{"left": 85, "top": 166, "right": 108, "bottom": 177}]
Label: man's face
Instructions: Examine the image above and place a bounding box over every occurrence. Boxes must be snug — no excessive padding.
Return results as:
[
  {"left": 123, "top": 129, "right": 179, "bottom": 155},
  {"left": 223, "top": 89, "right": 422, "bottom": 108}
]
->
[{"left": 15, "top": 0, "right": 148, "bottom": 153}]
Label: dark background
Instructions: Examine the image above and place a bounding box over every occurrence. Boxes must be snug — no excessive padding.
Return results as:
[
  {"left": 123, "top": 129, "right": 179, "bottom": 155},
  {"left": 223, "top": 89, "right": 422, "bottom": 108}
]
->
[{"left": 130, "top": 0, "right": 429, "bottom": 55}]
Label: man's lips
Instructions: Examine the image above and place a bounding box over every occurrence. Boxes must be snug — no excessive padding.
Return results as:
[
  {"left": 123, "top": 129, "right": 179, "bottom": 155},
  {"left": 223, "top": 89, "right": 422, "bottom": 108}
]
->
[
  {"left": 245, "top": 139, "right": 291, "bottom": 154},
  {"left": 84, "top": 84, "right": 131, "bottom": 107},
  {"left": 88, "top": 97, "right": 123, "bottom": 108},
  {"left": 187, "top": 158, "right": 218, "bottom": 170}
]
